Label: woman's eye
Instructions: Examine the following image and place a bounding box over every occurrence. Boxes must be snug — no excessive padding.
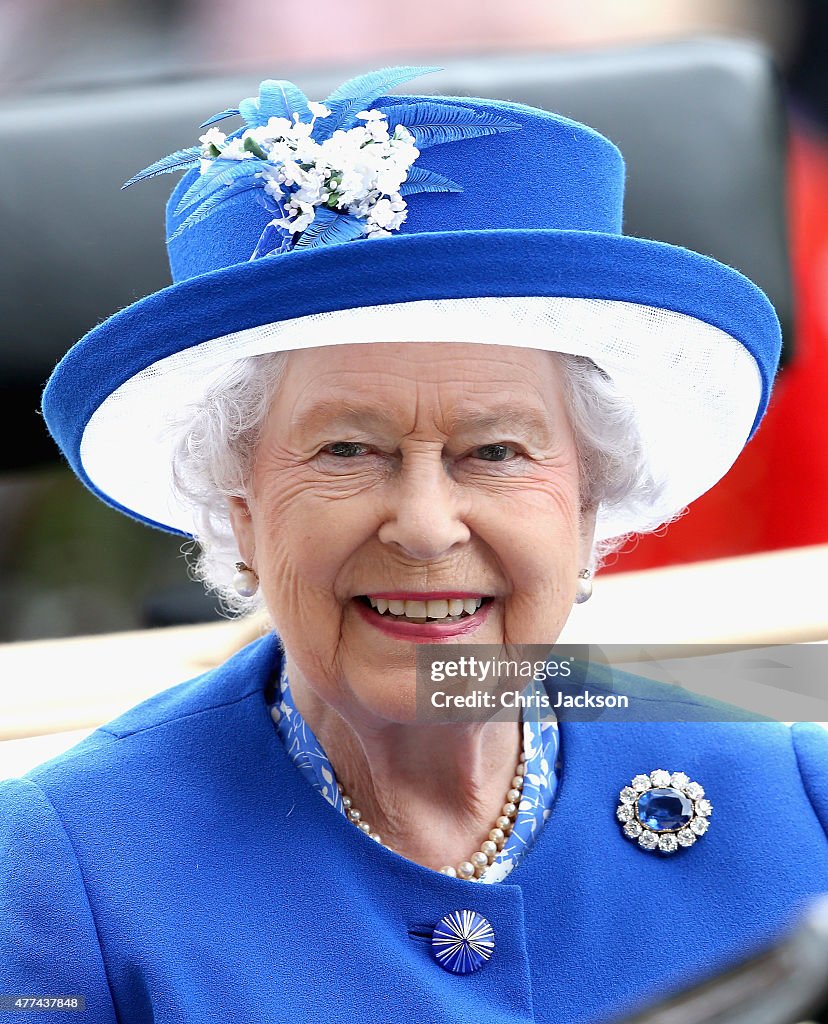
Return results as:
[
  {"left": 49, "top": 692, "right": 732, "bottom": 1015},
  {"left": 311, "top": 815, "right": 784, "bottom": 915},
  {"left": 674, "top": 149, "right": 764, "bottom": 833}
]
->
[
  {"left": 471, "top": 443, "right": 519, "bottom": 462},
  {"left": 318, "top": 441, "right": 522, "bottom": 463},
  {"left": 321, "top": 441, "right": 370, "bottom": 457}
]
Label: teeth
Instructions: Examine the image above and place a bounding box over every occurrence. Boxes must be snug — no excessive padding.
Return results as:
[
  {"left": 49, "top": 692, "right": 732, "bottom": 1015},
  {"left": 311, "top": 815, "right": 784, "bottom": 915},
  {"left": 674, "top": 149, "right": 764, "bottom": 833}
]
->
[{"left": 365, "top": 596, "right": 486, "bottom": 621}]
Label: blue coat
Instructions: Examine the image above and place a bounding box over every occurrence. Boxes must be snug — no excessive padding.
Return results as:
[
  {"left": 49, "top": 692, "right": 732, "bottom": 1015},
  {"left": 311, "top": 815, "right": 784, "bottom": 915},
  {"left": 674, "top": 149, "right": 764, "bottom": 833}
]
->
[{"left": 1, "top": 632, "right": 827, "bottom": 1023}]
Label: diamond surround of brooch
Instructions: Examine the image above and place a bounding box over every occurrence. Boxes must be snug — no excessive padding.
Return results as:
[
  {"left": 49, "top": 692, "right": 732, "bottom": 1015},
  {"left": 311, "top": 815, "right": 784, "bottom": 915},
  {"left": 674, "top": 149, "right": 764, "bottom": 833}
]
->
[{"left": 617, "top": 770, "right": 712, "bottom": 854}]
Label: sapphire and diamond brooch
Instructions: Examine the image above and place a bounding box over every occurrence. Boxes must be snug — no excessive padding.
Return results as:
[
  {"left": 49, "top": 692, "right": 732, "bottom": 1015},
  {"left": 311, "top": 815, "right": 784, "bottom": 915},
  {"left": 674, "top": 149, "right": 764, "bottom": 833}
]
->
[{"left": 617, "top": 770, "right": 712, "bottom": 854}]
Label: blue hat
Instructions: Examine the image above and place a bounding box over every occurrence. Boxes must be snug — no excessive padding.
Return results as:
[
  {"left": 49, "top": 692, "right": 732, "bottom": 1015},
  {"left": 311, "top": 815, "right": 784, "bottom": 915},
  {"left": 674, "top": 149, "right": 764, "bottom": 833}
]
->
[{"left": 41, "top": 65, "right": 780, "bottom": 543}]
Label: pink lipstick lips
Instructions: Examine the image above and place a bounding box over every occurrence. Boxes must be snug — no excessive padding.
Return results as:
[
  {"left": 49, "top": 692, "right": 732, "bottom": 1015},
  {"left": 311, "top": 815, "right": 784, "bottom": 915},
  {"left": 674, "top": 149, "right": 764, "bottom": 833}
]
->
[{"left": 353, "top": 595, "right": 495, "bottom": 642}]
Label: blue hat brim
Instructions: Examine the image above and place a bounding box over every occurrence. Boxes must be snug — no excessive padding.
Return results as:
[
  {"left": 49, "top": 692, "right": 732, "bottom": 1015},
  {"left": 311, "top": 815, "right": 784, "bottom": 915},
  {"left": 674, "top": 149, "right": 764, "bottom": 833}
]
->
[{"left": 42, "top": 228, "right": 781, "bottom": 536}]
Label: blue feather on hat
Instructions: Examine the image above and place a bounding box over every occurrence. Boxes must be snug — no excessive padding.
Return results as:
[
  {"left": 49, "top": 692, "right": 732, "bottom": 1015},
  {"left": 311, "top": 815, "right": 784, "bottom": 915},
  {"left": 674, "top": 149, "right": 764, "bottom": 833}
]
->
[{"left": 122, "top": 65, "right": 521, "bottom": 259}]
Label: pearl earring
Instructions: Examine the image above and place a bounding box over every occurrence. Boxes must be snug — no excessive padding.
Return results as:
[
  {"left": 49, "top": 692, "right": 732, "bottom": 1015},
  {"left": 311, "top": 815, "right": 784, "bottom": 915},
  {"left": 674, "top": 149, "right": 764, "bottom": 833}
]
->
[
  {"left": 232, "top": 561, "right": 259, "bottom": 598},
  {"left": 574, "top": 569, "right": 592, "bottom": 604}
]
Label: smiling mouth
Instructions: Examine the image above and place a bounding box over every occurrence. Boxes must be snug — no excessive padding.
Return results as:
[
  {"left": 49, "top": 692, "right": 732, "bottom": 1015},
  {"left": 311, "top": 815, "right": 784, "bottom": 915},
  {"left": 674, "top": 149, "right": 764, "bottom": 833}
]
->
[{"left": 355, "top": 595, "right": 495, "bottom": 624}]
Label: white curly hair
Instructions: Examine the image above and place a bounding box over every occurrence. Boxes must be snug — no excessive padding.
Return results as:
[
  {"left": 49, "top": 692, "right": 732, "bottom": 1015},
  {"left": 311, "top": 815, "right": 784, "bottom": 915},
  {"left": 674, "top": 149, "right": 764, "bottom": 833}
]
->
[{"left": 169, "top": 349, "right": 679, "bottom": 614}]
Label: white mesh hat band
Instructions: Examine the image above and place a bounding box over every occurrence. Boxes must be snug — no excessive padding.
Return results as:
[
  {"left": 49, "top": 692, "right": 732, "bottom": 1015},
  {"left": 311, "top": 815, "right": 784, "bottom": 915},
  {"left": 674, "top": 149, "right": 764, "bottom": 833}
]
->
[{"left": 79, "top": 295, "right": 763, "bottom": 542}]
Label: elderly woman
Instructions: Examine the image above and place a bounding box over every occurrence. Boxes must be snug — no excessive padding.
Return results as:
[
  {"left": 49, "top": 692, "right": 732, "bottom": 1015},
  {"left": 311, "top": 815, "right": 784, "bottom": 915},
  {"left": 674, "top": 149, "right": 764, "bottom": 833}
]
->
[{"left": 1, "top": 65, "right": 826, "bottom": 1024}]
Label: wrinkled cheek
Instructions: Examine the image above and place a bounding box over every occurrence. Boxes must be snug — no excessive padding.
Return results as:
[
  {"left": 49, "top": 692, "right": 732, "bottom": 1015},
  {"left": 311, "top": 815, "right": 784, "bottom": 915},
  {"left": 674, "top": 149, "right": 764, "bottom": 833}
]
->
[
  {"left": 501, "top": 596, "right": 540, "bottom": 644},
  {"left": 257, "top": 512, "right": 337, "bottom": 594},
  {"left": 501, "top": 576, "right": 575, "bottom": 646},
  {"left": 253, "top": 514, "right": 360, "bottom": 666},
  {"left": 264, "top": 573, "right": 347, "bottom": 677}
]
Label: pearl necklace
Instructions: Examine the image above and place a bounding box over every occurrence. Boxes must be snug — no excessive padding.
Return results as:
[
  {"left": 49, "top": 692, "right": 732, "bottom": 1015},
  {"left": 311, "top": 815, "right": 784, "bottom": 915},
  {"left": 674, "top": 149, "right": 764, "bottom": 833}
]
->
[{"left": 336, "top": 749, "right": 528, "bottom": 880}]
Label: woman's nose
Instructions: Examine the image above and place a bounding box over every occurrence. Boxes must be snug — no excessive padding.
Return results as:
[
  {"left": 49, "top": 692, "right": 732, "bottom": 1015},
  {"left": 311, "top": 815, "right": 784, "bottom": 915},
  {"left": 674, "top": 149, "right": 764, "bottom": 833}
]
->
[{"left": 377, "top": 450, "right": 471, "bottom": 561}]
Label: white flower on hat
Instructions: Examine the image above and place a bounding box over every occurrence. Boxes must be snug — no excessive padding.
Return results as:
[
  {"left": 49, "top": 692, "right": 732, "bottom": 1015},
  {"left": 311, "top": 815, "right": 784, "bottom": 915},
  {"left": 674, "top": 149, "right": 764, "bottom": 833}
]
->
[
  {"left": 284, "top": 200, "right": 316, "bottom": 234},
  {"left": 209, "top": 108, "right": 425, "bottom": 242},
  {"left": 368, "top": 195, "right": 406, "bottom": 230},
  {"left": 223, "top": 137, "right": 257, "bottom": 161},
  {"left": 198, "top": 126, "right": 227, "bottom": 153}
]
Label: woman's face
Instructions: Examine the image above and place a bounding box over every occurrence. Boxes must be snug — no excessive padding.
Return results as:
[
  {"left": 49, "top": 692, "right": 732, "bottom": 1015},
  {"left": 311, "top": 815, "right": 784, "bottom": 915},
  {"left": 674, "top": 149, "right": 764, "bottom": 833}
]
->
[{"left": 229, "top": 341, "right": 596, "bottom": 723}]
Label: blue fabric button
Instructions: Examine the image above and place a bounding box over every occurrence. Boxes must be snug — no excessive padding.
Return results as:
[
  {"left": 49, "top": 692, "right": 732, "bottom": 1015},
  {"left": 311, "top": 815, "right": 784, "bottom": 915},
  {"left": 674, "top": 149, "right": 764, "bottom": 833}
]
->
[
  {"left": 636, "top": 787, "right": 694, "bottom": 831},
  {"left": 431, "top": 910, "right": 495, "bottom": 974}
]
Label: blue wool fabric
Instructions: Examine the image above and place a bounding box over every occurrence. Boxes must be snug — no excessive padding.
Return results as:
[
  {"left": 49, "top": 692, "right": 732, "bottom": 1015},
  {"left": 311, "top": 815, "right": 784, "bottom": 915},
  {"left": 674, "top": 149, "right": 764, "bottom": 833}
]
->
[
  {"left": 164, "top": 95, "right": 627, "bottom": 282},
  {"left": 1, "top": 632, "right": 826, "bottom": 1024},
  {"left": 268, "top": 655, "right": 561, "bottom": 882}
]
